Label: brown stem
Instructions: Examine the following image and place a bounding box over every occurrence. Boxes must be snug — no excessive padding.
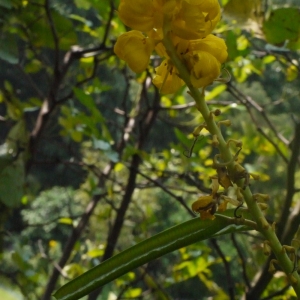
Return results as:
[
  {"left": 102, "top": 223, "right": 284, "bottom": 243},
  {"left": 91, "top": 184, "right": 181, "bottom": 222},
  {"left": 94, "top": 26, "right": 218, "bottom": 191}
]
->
[
  {"left": 42, "top": 193, "right": 107, "bottom": 300},
  {"left": 88, "top": 90, "right": 161, "bottom": 300},
  {"left": 211, "top": 238, "right": 235, "bottom": 300}
]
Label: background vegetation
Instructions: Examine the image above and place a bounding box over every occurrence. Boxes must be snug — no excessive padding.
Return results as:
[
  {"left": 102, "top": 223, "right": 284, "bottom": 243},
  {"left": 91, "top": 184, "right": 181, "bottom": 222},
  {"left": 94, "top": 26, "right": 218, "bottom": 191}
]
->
[{"left": 0, "top": 0, "right": 300, "bottom": 299}]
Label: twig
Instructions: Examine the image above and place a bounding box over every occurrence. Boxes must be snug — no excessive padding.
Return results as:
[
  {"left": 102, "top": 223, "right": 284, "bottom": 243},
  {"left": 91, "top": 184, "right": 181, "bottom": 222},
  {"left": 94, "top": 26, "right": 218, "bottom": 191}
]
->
[
  {"left": 231, "top": 233, "right": 251, "bottom": 290},
  {"left": 44, "top": 0, "right": 60, "bottom": 77},
  {"left": 41, "top": 192, "right": 108, "bottom": 300},
  {"left": 211, "top": 238, "right": 235, "bottom": 300},
  {"left": 227, "top": 83, "right": 289, "bottom": 146},
  {"left": 260, "top": 285, "right": 290, "bottom": 300},
  {"left": 257, "top": 127, "right": 288, "bottom": 164},
  {"left": 277, "top": 121, "right": 300, "bottom": 240},
  {"left": 38, "top": 239, "right": 70, "bottom": 279},
  {"left": 134, "top": 168, "right": 195, "bottom": 217},
  {"left": 227, "top": 84, "right": 288, "bottom": 163}
]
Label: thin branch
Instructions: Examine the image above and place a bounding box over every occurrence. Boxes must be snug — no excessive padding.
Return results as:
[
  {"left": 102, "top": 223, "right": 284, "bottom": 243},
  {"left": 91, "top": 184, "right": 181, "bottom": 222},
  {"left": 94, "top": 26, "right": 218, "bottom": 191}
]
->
[
  {"left": 227, "top": 83, "right": 289, "bottom": 163},
  {"left": 277, "top": 121, "right": 300, "bottom": 240},
  {"left": 260, "top": 285, "right": 290, "bottom": 300},
  {"left": 44, "top": 0, "right": 60, "bottom": 77},
  {"left": 42, "top": 192, "right": 108, "bottom": 300},
  {"left": 101, "top": 0, "right": 115, "bottom": 48},
  {"left": 134, "top": 168, "right": 195, "bottom": 217},
  {"left": 231, "top": 233, "right": 251, "bottom": 290},
  {"left": 257, "top": 127, "right": 288, "bottom": 164},
  {"left": 56, "top": 50, "right": 114, "bottom": 104},
  {"left": 211, "top": 238, "right": 235, "bottom": 300},
  {"left": 227, "top": 82, "right": 289, "bottom": 146},
  {"left": 38, "top": 239, "right": 70, "bottom": 279}
]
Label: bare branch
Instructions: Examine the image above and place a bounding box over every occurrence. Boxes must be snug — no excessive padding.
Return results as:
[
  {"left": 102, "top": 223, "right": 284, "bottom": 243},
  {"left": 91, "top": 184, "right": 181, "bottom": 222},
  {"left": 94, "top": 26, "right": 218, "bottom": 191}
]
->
[
  {"left": 231, "top": 233, "right": 251, "bottom": 290},
  {"left": 134, "top": 168, "right": 195, "bottom": 217},
  {"left": 44, "top": 0, "right": 60, "bottom": 77},
  {"left": 227, "top": 83, "right": 289, "bottom": 163},
  {"left": 211, "top": 238, "right": 235, "bottom": 300}
]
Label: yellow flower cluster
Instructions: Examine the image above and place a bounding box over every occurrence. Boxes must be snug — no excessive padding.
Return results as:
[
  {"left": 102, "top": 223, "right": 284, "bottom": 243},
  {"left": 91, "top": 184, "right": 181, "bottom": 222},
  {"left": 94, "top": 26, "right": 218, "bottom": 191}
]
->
[{"left": 114, "top": 0, "right": 228, "bottom": 94}]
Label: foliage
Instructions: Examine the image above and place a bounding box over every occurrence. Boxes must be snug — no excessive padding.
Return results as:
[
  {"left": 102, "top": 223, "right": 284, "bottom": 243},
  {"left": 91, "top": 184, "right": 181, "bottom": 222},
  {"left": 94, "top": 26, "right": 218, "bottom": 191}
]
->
[{"left": 0, "top": 0, "right": 300, "bottom": 299}]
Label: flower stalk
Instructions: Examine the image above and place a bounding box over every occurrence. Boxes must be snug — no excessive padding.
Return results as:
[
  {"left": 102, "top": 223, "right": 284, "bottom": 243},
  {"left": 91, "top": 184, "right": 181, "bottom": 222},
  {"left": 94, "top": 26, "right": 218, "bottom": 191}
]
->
[
  {"left": 114, "top": 0, "right": 300, "bottom": 296},
  {"left": 161, "top": 22, "right": 300, "bottom": 297}
]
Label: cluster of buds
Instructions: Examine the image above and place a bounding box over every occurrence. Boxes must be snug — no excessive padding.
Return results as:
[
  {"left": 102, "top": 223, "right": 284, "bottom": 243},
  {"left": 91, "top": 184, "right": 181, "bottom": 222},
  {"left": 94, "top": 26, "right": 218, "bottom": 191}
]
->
[{"left": 114, "top": 0, "right": 228, "bottom": 94}]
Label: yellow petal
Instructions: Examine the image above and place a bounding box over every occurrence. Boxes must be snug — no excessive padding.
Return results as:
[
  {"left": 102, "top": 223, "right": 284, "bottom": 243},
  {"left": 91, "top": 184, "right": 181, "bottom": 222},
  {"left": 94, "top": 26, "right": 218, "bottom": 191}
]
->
[
  {"left": 211, "top": 177, "right": 219, "bottom": 195},
  {"left": 217, "top": 167, "right": 233, "bottom": 189},
  {"left": 114, "top": 31, "right": 155, "bottom": 73},
  {"left": 152, "top": 59, "right": 185, "bottom": 94},
  {"left": 218, "top": 200, "right": 229, "bottom": 212},
  {"left": 118, "top": 0, "right": 156, "bottom": 32},
  {"left": 172, "top": 20, "right": 205, "bottom": 40},
  {"left": 198, "top": 0, "right": 221, "bottom": 36},
  {"left": 200, "top": 210, "right": 216, "bottom": 220},
  {"left": 172, "top": 2, "right": 206, "bottom": 40},
  {"left": 190, "top": 52, "right": 221, "bottom": 88},
  {"left": 154, "top": 41, "right": 168, "bottom": 58},
  {"left": 192, "top": 195, "right": 214, "bottom": 212},
  {"left": 190, "top": 35, "right": 228, "bottom": 63},
  {"left": 186, "top": 0, "right": 221, "bottom": 36}
]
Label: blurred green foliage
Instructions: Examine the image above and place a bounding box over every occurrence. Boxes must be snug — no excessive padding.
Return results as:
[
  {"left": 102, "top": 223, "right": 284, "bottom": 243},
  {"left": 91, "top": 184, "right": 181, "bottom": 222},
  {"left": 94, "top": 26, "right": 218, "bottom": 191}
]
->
[{"left": 0, "top": 0, "right": 300, "bottom": 299}]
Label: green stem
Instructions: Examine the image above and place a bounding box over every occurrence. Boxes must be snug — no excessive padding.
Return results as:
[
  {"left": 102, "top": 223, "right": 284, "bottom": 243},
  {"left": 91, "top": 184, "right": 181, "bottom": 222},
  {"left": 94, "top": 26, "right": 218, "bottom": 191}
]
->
[{"left": 161, "top": 28, "right": 300, "bottom": 296}]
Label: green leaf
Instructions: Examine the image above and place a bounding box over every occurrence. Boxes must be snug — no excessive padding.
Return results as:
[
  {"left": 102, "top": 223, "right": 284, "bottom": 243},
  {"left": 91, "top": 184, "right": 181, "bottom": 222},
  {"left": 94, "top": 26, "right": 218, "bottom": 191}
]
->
[
  {"left": 93, "top": 139, "right": 111, "bottom": 151},
  {"left": 0, "top": 0, "right": 12, "bottom": 9},
  {"left": 29, "top": 10, "right": 77, "bottom": 50},
  {"left": 58, "top": 218, "right": 73, "bottom": 225},
  {"left": 263, "top": 8, "right": 300, "bottom": 45},
  {"left": 86, "top": 249, "right": 104, "bottom": 259},
  {"left": 73, "top": 87, "right": 104, "bottom": 121},
  {"left": 174, "top": 128, "right": 190, "bottom": 147},
  {"left": 74, "top": 0, "right": 91, "bottom": 10},
  {"left": 53, "top": 210, "right": 252, "bottom": 300},
  {"left": 0, "top": 157, "right": 25, "bottom": 207},
  {"left": 206, "top": 84, "right": 227, "bottom": 101},
  {"left": 0, "top": 34, "right": 18, "bottom": 64},
  {"left": 64, "top": 263, "right": 84, "bottom": 279},
  {"left": 0, "top": 143, "right": 15, "bottom": 171}
]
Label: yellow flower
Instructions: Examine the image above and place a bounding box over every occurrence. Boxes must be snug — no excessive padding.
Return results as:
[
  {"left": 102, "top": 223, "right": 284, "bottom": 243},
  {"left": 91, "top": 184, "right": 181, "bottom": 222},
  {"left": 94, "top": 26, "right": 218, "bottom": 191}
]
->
[
  {"left": 192, "top": 178, "right": 219, "bottom": 220},
  {"left": 188, "top": 52, "right": 221, "bottom": 88},
  {"left": 116, "top": 0, "right": 227, "bottom": 94},
  {"left": 189, "top": 35, "right": 228, "bottom": 63},
  {"left": 218, "top": 198, "right": 229, "bottom": 212},
  {"left": 185, "top": 35, "right": 228, "bottom": 88},
  {"left": 172, "top": 0, "right": 221, "bottom": 40},
  {"left": 192, "top": 195, "right": 217, "bottom": 220},
  {"left": 153, "top": 34, "right": 228, "bottom": 92},
  {"left": 196, "top": 0, "right": 221, "bottom": 36},
  {"left": 152, "top": 36, "right": 189, "bottom": 94},
  {"left": 172, "top": 2, "right": 206, "bottom": 40},
  {"left": 118, "top": 0, "right": 163, "bottom": 32},
  {"left": 152, "top": 59, "right": 185, "bottom": 94},
  {"left": 117, "top": 0, "right": 220, "bottom": 40},
  {"left": 114, "top": 30, "right": 155, "bottom": 73}
]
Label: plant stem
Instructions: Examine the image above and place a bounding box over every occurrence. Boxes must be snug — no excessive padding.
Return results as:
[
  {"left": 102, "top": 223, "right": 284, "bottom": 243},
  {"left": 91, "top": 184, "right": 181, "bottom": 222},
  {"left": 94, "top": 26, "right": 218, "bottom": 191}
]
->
[{"left": 162, "top": 28, "right": 300, "bottom": 297}]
